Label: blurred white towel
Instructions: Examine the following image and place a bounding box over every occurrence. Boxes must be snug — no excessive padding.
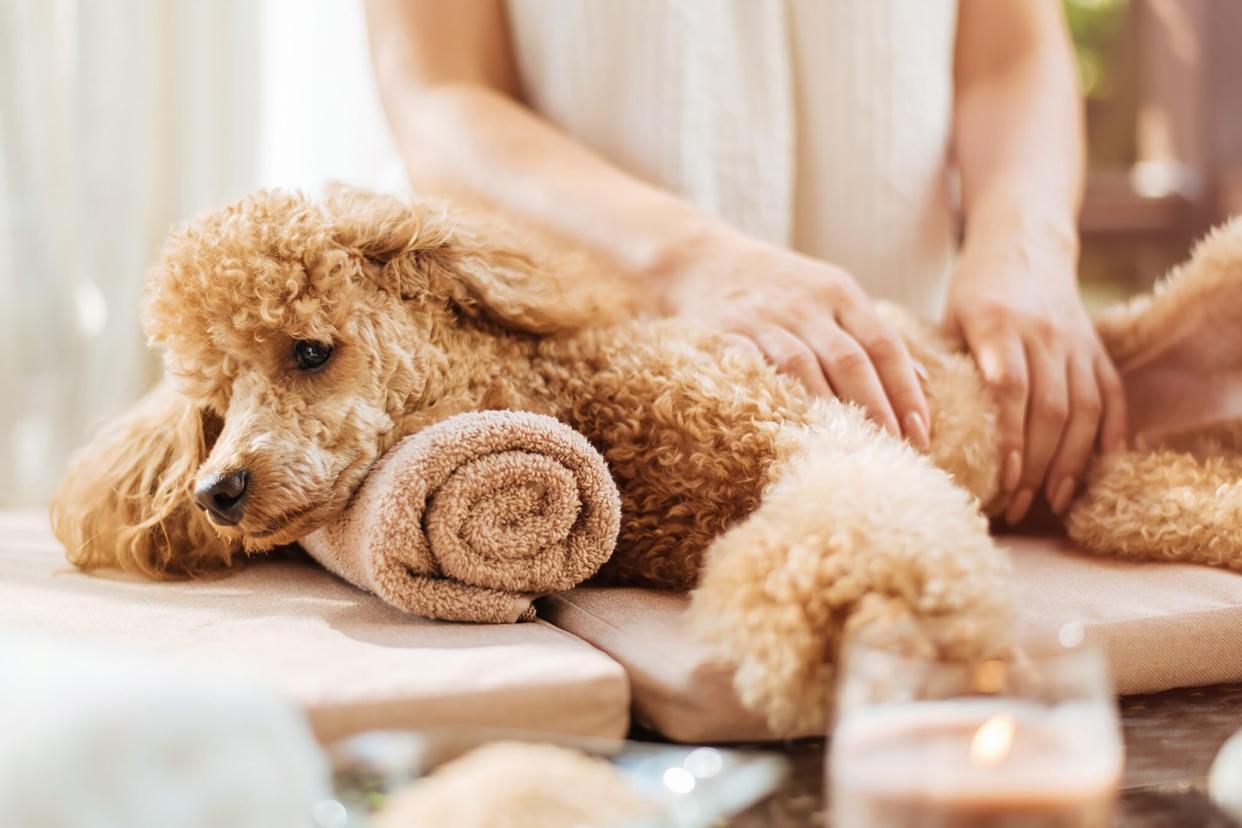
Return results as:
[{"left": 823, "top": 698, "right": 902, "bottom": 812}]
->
[{"left": 0, "top": 633, "right": 330, "bottom": 828}]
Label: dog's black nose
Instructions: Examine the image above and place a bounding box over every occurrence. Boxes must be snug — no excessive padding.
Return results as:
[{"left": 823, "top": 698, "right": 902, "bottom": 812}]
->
[{"left": 193, "top": 470, "right": 250, "bottom": 526}]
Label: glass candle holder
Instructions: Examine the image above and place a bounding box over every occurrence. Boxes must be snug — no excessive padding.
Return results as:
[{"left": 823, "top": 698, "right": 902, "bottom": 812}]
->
[{"left": 828, "top": 628, "right": 1123, "bottom": 828}]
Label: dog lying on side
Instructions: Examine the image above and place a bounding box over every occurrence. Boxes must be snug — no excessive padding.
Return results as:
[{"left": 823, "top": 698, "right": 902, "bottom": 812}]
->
[{"left": 51, "top": 187, "right": 1242, "bottom": 732}]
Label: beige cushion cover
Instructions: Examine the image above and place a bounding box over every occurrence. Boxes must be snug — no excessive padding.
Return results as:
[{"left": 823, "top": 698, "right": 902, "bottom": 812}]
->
[
  {"left": 0, "top": 512, "right": 629, "bottom": 742},
  {"left": 540, "top": 589, "right": 773, "bottom": 742},
  {"left": 1008, "top": 535, "right": 1242, "bottom": 693},
  {"left": 542, "top": 535, "right": 1242, "bottom": 742}
]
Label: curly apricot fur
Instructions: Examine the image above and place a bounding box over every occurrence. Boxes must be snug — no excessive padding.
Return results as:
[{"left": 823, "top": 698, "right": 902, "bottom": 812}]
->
[{"left": 51, "top": 190, "right": 1242, "bottom": 732}]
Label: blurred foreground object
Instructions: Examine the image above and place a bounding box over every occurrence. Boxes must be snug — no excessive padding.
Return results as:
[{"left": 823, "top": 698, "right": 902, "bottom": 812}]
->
[
  {"left": 331, "top": 728, "right": 789, "bottom": 826},
  {"left": 375, "top": 741, "right": 655, "bottom": 828},
  {"left": 1210, "top": 727, "right": 1242, "bottom": 821},
  {"left": 0, "top": 633, "right": 330, "bottom": 828}
]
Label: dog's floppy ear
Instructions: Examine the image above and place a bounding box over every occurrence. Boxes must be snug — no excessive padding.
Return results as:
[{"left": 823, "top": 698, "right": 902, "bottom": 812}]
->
[
  {"left": 50, "top": 378, "right": 237, "bottom": 578},
  {"left": 324, "top": 184, "right": 628, "bottom": 333}
]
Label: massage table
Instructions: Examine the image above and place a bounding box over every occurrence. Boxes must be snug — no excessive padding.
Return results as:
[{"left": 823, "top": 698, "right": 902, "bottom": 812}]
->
[{"left": 6, "top": 511, "right": 1242, "bottom": 742}]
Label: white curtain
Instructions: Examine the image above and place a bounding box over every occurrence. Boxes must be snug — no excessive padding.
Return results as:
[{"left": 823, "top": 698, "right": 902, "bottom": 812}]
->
[
  {"left": 254, "top": 1, "right": 406, "bottom": 195},
  {"left": 0, "top": 0, "right": 405, "bottom": 506}
]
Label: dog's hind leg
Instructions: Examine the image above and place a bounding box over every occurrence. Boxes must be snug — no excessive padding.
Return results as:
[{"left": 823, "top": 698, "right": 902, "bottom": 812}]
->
[
  {"left": 1068, "top": 431, "right": 1242, "bottom": 569},
  {"left": 687, "top": 401, "right": 1012, "bottom": 735}
]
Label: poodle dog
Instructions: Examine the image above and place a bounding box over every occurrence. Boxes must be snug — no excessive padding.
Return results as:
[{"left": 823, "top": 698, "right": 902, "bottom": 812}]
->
[{"left": 51, "top": 187, "right": 1242, "bottom": 732}]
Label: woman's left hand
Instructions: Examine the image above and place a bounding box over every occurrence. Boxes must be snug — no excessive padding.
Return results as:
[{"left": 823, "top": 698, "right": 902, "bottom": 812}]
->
[{"left": 945, "top": 222, "right": 1128, "bottom": 524}]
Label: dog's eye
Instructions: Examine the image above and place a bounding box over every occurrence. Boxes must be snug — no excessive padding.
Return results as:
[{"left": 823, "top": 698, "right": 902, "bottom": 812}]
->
[{"left": 293, "top": 340, "right": 333, "bottom": 372}]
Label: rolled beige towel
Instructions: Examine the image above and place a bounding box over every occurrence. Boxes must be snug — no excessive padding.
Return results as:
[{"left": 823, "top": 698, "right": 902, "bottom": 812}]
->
[{"left": 302, "top": 411, "right": 621, "bottom": 623}]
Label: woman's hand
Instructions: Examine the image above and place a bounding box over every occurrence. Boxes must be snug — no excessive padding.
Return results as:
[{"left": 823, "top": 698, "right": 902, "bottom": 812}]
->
[
  {"left": 945, "top": 223, "right": 1128, "bottom": 523},
  {"left": 665, "top": 230, "right": 932, "bottom": 451}
]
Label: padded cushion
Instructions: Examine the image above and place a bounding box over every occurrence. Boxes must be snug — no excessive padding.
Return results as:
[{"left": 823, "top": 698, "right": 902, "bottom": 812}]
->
[
  {"left": 541, "top": 535, "right": 1242, "bottom": 742},
  {"left": 540, "top": 588, "right": 772, "bottom": 742},
  {"left": 0, "top": 512, "right": 629, "bottom": 742}
]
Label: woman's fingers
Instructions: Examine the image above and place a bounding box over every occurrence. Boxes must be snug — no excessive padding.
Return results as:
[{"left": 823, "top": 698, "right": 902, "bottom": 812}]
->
[
  {"left": 967, "top": 328, "right": 1029, "bottom": 500},
  {"left": 837, "top": 307, "right": 931, "bottom": 450},
  {"left": 748, "top": 323, "right": 834, "bottom": 397},
  {"left": 744, "top": 313, "right": 927, "bottom": 446},
  {"left": 692, "top": 254, "right": 936, "bottom": 448},
  {"left": 1094, "top": 353, "right": 1129, "bottom": 455},
  {"left": 1043, "top": 357, "right": 1103, "bottom": 515},
  {"left": 1008, "top": 344, "right": 1069, "bottom": 524},
  {"left": 802, "top": 324, "right": 902, "bottom": 439}
]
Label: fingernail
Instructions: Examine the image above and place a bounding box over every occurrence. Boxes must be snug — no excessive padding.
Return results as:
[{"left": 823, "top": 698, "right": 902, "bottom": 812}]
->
[
  {"left": 914, "top": 361, "right": 930, "bottom": 383},
  {"left": 1002, "top": 450, "right": 1022, "bottom": 493},
  {"left": 904, "top": 411, "right": 930, "bottom": 451},
  {"left": 1104, "top": 434, "right": 1128, "bottom": 455},
  {"left": 1050, "top": 477, "right": 1075, "bottom": 515},
  {"left": 1006, "top": 489, "right": 1033, "bottom": 525}
]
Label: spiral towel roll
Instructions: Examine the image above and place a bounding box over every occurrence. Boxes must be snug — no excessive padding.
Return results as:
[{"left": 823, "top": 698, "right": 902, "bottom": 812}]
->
[{"left": 301, "top": 411, "right": 621, "bottom": 623}]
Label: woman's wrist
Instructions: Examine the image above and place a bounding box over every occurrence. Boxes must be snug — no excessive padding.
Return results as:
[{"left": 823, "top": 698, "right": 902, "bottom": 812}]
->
[
  {"left": 962, "top": 189, "right": 1078, "bottom": 258},
  {"left": 958, "top": 191, "right": 1080, "bottom": 289},
  {"left": 639, "top": 218, "right": 755, "bottom": 313}
]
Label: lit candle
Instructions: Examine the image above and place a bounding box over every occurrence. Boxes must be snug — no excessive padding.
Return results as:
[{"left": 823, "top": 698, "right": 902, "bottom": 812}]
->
[{"left": 830, "top": 698, "right": 1122, "bottom": 827}]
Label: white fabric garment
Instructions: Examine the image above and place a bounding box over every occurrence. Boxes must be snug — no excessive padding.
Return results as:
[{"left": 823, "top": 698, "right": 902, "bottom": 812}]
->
[{"left": 505, "top": 0, "right": 960, "bottom": 319}]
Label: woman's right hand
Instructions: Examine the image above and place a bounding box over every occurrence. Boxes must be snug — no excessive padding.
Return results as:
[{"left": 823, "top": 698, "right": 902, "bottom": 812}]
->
[{"left": 664, "top": 230, "right": 932, "bottom": 451}]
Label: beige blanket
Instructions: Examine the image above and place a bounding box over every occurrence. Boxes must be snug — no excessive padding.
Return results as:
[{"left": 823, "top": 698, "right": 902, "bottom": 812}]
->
[{"left": 302, "top": 411, "right": 621, "bottom": 623}]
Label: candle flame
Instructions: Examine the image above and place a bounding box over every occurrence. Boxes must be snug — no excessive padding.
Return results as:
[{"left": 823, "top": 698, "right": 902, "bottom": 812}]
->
[{"left": 970, "top": 713, "right": 1016, "bottom": 767}]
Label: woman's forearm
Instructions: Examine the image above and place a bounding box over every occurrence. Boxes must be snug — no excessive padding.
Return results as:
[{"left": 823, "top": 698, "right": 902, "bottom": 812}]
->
[
  {"left": 364, "top": 0, "right": 732, "bottom": 306},
  {"left": 380, "top": 83, "right": 733, "bottom": 300},
  {"left": 948, "top": 0, "right": 1126, "bottom": 525},
  {"left": 953, "top": 0, "right": 1084, "bottom": 262}
]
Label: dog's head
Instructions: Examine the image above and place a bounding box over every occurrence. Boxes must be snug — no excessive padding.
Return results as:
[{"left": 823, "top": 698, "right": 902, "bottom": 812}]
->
[{"left": 52, "top": 186, "right": 618, "bottom": 574}]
